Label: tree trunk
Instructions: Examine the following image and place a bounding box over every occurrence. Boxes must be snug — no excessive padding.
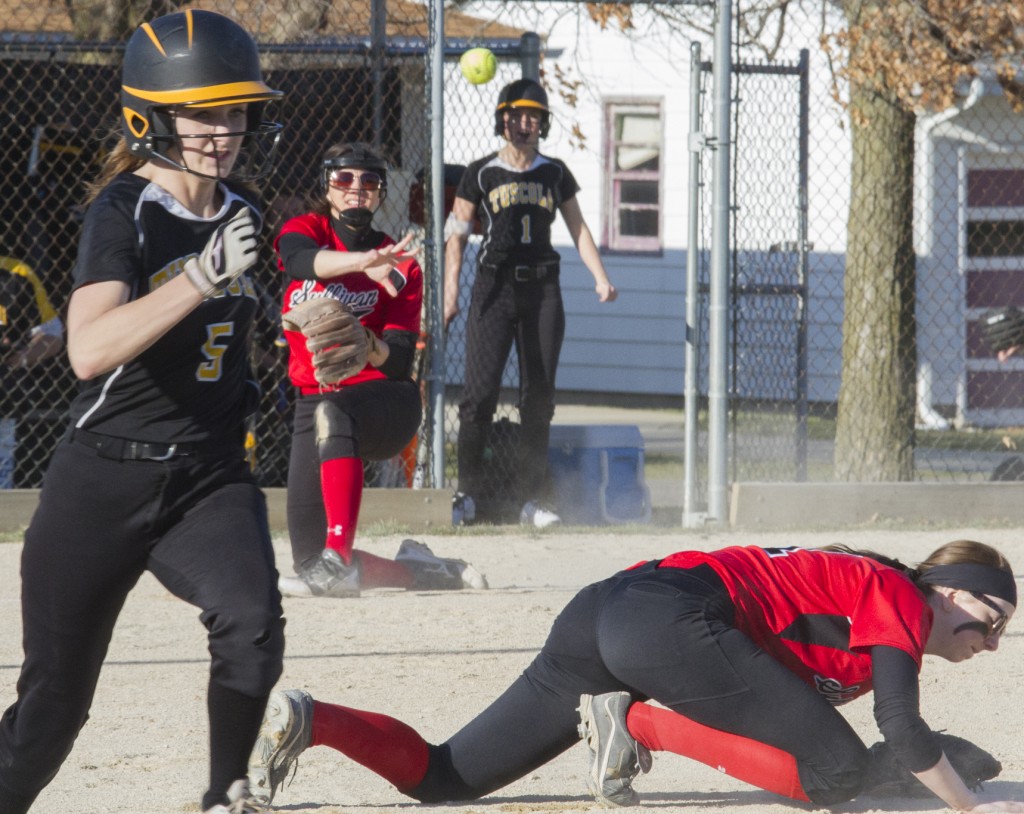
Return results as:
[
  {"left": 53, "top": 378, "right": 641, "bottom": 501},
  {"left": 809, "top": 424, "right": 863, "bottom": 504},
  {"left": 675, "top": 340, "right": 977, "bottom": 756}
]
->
[
  {"left": 65, "top": 0, "right": 177, "bottom": 41},
  {"left": 834, "top": 82, "right": 917, "bottom": 481}
]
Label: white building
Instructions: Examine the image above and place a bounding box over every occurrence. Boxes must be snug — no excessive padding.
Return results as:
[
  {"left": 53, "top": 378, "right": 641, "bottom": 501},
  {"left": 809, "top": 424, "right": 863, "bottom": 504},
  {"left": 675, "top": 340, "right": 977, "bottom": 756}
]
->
[{"left": 438, "top": 3, "right": 1024, "bottom": 428}]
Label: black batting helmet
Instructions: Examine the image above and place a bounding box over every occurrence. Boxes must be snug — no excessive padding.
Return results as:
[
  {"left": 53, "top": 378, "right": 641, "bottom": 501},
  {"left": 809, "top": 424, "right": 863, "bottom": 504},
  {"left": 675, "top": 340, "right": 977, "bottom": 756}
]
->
[
  {"left": 120, "top": 10, "right": 283, "bottom": 180},
  {"left": 321, "top": 143, "right": 390, "bottom": 201},
  {"left": 494, "top": 78, "right": 550, "bottom": 139}
]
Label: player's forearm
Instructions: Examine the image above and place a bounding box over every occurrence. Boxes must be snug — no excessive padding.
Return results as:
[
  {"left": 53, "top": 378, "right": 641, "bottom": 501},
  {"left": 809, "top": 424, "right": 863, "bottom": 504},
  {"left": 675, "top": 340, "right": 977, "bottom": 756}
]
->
[
  {"left": 444, "top": 235, "right": 466, "bottom": 283},
  {"left": 314, "top": 249, "right": 380, "bottom": 279},
  {"left": 443, "top": 239, "right": 465, "bottom": 305},
  {"left": 912, "top": 755, "right": 979, "bottom": 812},
  {"left": 19, "top": 334, "right": 61, "bottom": 368},
  {"left": 574, "top": 223, "right": 611, "bottom": 285}
]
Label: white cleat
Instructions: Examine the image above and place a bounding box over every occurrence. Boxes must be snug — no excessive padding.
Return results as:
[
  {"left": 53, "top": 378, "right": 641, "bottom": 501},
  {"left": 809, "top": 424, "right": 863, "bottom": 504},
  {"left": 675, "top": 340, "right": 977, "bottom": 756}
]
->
[{"left": 248, "top": 689, "right": 315, "bottom": 806}]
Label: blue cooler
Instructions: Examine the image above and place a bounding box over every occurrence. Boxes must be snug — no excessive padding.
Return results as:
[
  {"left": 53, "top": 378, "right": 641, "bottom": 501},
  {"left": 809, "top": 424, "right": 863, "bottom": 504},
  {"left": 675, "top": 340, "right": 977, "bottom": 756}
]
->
[{"left": 547, "top": 424, "right": 652, "bottom": 525}]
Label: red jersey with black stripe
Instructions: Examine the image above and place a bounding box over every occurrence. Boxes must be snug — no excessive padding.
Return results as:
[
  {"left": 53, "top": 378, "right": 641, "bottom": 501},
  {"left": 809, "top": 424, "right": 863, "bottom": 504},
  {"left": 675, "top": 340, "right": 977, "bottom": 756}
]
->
[
  {"left": 659, "top": 546, "right": 932, "bottom": 704},
  {"left": 276, "top": 212, "right": 423, "bottom": 394}
]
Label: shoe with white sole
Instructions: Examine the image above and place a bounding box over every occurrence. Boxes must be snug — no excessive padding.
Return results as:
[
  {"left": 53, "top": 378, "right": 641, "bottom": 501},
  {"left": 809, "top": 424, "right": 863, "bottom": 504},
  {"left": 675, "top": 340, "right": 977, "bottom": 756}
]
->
[
  {"left": 278, "top": 549, "right": 360, "bottom": 598},
  {"left": 248, "top": 688, "right": 315, "bottom": 806},
  {"left": 203, "top": 778, "right": 264, "bottom": 813},
  {"left": 395, "top": 538, "right": 489, "bottom": 590},
  {"left": 520, "top": 500, "right": 562, "bottom": 528},
  {"left": 452, "top": 492, "right": 477, "bottom": 526},
  {"left": 578, "top": 692, "right": 652, "bottom": 807}
]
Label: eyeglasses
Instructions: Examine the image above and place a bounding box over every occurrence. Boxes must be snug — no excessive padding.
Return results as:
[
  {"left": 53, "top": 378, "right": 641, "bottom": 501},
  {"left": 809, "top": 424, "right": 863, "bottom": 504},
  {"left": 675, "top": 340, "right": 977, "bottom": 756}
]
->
[
  {"left": 327, "top": 170, "right": 383, "bottom": 191},
  {"left": 970, "top": 592, "right": 1009, "bottom": 639}
]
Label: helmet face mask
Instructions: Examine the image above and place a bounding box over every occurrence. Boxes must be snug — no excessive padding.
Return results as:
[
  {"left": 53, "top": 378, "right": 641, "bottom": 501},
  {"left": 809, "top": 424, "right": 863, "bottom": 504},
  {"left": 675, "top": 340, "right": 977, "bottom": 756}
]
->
[
  {"left": 120, "top": 10, "right": 283, "bottom": 181},
  {"left": 320, "top": 143, "right": 389, "bottom": 203},
  {"left": 494, "top": 78, "right": 550, "bottom": 139},
  {"left": 162, "top": 106, "right": 283, "bottom": 183}
]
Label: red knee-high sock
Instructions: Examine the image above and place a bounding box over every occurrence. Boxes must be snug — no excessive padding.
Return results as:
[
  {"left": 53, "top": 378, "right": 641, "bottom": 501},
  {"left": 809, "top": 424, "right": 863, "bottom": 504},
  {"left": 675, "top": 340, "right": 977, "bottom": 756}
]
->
[
  {"left": 627, "top": 703, "right": 809, "bottom": 802},
  {"left": 320, "top": 457, "right": 364, "bottom": 562},
  {"left": 311, "top": 700, "right": 430, "bottom": 793},
  {"left": 353, "top": 550, "right": 414, "bottom": 590}
]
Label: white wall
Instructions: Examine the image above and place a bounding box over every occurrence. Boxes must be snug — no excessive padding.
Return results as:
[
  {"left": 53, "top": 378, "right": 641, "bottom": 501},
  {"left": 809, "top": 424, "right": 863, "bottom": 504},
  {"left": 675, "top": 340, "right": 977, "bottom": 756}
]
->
[{"left": 441, "top": 3, "right": 859, "bottom": 402}]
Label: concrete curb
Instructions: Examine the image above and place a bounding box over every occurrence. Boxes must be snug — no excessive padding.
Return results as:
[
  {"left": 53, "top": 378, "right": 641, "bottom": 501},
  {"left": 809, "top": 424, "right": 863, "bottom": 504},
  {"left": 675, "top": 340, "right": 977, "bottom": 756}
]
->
[
  {"left": 0, "top": 488, "right": 451, "bottom": 536},
  {"left": 730, "top": 481, "right": 1024, "bottom": 530},
  {"left": 6, "top": 482, "right": 1024, "bottom": 534}
]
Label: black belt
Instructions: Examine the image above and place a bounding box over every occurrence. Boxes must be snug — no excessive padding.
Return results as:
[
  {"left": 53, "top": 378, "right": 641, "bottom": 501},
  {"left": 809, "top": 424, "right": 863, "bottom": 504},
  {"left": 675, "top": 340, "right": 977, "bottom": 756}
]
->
[
  {"left": 482, "top": 262, "right": 559, "bottom": 282},
  {"left": 68, "top": 427, "right": 236, "bottom": 462}
]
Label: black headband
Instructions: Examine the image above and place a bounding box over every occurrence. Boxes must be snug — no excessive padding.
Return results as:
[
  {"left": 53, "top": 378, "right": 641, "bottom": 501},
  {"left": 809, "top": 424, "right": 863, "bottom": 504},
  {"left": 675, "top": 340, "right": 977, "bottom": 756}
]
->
[{"left": 918, "top": 563, "right": 1018, "bottom": 607}]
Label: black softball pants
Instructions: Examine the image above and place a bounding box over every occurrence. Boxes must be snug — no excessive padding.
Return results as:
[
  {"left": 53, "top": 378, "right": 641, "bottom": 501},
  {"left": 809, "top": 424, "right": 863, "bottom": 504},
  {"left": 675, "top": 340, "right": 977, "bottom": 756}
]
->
[
  {"left": 0, "top": 441, "right": 285, "bottom": 812},
  {"left": 411, "top": 563, "right": 869, "bottom": 805},
  {"left": 457, "top": 268, "right": 565, "bottom": 501},
  {"left": 286, "top": 379, "right": 422, "bottom": 571}
]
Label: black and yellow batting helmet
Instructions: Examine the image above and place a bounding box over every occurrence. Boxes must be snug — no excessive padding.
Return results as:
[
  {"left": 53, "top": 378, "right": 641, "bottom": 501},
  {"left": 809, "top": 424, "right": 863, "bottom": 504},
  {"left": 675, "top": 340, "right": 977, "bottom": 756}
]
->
[
  {"left": 120, "top": 10, "right": 283, "bottom": 179},
  {"left": 494, "top": 78, "right": 550, "bottom": 139}
]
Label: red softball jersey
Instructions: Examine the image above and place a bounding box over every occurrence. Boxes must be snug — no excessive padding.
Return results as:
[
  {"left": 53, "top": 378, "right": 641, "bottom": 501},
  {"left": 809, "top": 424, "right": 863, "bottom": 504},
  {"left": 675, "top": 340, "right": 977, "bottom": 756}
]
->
[
  {"left": 277, "top": 212, "right": 423, "bottom": 395},
  {"left": 659, "top": 546, "right": 933, "bottom": 705}
]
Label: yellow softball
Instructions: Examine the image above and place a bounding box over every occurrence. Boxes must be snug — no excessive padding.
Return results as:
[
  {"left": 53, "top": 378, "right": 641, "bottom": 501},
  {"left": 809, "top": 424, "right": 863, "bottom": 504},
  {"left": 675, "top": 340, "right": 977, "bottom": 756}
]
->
[{"left": 459, "top": 48, "right": 497, "bottom": 85}]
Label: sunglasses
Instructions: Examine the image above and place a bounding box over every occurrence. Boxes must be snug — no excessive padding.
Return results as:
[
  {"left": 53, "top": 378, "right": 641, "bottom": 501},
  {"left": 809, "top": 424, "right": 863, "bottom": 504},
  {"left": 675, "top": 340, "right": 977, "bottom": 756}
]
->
[
  {"left": 327, "top": 170, "right": 383, "bottom": 191},
  {"left": 971, "top": 592, "right": 1009, "bottom": 639}
]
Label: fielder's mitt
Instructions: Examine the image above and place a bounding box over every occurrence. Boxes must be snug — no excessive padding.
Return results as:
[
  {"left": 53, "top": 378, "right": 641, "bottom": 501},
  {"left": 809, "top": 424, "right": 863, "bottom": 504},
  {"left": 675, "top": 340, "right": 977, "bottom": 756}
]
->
[
  {"left": 282, "top": 298, "right": 368, "bottom": 386},
  {"left": 982, "top": 307, "right": 1024, "bottom": 353},
  {"left": 863, "top": 731, "right": 1002, "bottom": 799}
]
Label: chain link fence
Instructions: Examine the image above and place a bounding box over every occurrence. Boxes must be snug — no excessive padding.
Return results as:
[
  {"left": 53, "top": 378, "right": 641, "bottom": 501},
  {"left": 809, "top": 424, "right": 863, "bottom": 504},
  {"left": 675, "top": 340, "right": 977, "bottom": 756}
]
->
[
  {"left": 0, "top": 0, "right": 528, "bottom": 491},
  {"left": 5, "top": 2, "right": 1024, "bottom": 498},
  {"left": 685, "top": 40, "right": 1024, "bottom": 494}
]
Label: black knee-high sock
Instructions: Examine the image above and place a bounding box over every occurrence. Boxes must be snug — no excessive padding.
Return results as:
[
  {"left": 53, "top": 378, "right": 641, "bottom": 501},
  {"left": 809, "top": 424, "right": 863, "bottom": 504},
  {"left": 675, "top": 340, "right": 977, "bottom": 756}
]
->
[
  {"left": 456, "top": 421, "right": 488, "bottom": 496},
  {"left": 201, "top": 681, "right": 269, "bottom": 810}
]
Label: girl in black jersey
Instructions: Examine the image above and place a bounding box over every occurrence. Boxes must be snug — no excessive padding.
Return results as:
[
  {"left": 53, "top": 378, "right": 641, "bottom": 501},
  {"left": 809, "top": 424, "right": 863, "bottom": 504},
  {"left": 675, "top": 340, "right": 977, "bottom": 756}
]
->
[
  {"left": 249, "top": 539, "right": 1021, "bottom": 813},
  {"left": 443, "top": 79, "right": 618, "bottom": 528},
  {"left": 0, "top": 11, "right": 285, "bottom": 814}
]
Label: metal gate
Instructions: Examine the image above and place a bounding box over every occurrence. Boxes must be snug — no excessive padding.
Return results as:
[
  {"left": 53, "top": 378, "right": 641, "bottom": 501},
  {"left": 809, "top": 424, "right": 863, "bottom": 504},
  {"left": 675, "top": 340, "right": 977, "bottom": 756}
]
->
[{"left": 689, "top": 49, "right": 811, "bottom": 510}]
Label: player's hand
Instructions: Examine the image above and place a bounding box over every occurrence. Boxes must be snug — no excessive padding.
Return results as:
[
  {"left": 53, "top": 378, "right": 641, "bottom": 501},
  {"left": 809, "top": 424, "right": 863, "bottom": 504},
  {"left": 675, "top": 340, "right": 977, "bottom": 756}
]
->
[
  {"left": 361, "top": 233, "right": 417, "bottom": 296},
  {"left": 596, "top": 281, "right": 618, "bottom": 303},
  {"left": 364, "top": 327, "right": 388, "bottom": 367},
  {"left": 184, "top": 208, "right": 259, "bottom": 298}
]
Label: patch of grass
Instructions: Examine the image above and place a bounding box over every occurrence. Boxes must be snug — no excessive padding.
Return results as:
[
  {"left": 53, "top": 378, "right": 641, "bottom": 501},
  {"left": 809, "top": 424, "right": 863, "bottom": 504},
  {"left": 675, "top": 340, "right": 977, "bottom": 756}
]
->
[{"left": 918, "top": 426, "right": 1024, "bottom": 452}]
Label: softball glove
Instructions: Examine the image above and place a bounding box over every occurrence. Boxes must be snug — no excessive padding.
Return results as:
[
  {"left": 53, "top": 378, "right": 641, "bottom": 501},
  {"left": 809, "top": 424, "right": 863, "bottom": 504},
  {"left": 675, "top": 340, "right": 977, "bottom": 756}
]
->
[
  {"left": 283, "top": 298, "right": 368, "bottom": 386},
  {"left": 863, "top": 731, "right": 1001, "bottom": 798}
]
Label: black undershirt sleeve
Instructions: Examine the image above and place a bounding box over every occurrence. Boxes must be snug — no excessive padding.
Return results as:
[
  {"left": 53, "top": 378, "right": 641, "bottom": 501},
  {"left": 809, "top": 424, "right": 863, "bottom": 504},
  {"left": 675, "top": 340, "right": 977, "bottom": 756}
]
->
[
  {"left": 278, "top": 230, "right": 417, "bottom": 379},
  {"left": 277, "top": 232, "right": 320, "bottom": 280},
  {"left": 377, "top": 329, "right": 417, "bottom": 379},
  {"left": 871, "top": 645, "right": 943, "bottom": 772}
]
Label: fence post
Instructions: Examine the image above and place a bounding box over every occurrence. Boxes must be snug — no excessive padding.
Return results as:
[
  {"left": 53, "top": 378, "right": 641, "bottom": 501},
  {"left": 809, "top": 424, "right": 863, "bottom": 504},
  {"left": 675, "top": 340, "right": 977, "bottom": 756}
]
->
[
  {"left": 520, "top": 32, "right": 541, "bottom": 81},
  {"left": 707, "top": 0, "right": 732, "bottom": 524},
  {"left": 683, "top": 40, "right": 706, "bottom": 528},
  {"left": 427, "top": 0, "right": 446, "bottom": 489}
]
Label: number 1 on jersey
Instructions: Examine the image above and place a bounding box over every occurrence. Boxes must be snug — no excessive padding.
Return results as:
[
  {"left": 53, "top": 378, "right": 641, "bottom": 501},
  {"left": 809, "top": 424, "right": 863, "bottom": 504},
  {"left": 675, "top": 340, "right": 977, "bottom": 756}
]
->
[{"left": 520, "top": 214, "right": 532, "bottom": 244}]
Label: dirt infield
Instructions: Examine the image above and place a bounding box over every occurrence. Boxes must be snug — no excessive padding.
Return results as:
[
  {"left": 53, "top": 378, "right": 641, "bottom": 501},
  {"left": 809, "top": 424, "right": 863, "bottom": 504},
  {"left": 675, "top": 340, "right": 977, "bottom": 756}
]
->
[{"left": 2, "top": 526, "right": 1023, "bottom": 813}]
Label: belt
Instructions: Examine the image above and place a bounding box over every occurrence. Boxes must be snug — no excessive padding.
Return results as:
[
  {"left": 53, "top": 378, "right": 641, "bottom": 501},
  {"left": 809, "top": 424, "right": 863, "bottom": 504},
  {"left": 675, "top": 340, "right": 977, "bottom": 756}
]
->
[
  {"left": 482, "top": 262, "right": 559, "bottom": 282},
  {"left": 68, "top": 427, "right": 235, "bottom": 462}
]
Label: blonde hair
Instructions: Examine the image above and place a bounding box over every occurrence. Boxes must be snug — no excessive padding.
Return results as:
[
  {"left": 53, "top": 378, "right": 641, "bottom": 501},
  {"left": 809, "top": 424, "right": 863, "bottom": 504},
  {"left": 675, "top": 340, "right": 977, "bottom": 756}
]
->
[{"left": 84, "top": 135, "right": 145, "bottom": 205}]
